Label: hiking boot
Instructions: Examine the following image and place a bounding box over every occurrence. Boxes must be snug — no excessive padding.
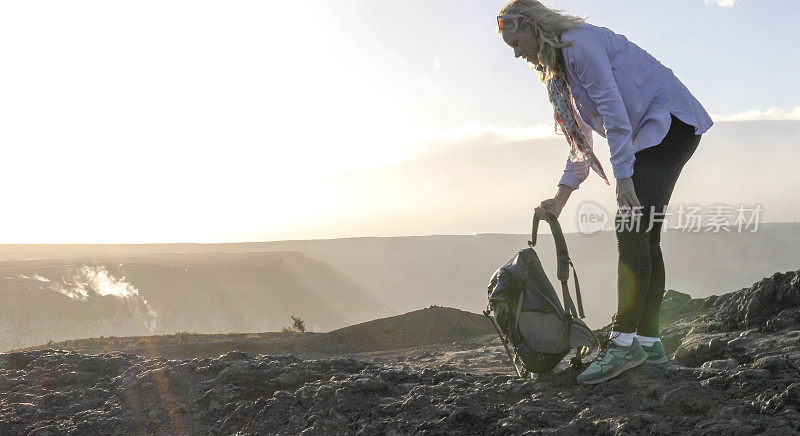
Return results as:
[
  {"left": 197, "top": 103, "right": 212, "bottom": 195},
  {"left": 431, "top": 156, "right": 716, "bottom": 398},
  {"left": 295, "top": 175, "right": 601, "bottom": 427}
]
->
[
  {"left": 642, "top": 340, "right": 668, "bottom": 364},
  {"left": 577, "top": 337, "right": 647, "bottom": 384}
]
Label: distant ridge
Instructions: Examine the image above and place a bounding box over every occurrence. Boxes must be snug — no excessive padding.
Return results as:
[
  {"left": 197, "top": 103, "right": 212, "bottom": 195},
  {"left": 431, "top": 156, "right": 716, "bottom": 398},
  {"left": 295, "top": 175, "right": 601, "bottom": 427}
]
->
[
  {"left": 3, "top": 222, "right": 799, "bottom": 351},
  {"left": 17, "top": 305, "right": 495, "bottom": 359},
  {"left": 327, "top": 305, "right": 494, "bottom": 350}
]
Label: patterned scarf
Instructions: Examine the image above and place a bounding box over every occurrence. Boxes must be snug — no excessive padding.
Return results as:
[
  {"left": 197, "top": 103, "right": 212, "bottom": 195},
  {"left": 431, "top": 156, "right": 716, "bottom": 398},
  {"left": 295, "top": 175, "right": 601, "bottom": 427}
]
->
[{"left": 543, "top": 61, "right": 610, "bottom": 186}]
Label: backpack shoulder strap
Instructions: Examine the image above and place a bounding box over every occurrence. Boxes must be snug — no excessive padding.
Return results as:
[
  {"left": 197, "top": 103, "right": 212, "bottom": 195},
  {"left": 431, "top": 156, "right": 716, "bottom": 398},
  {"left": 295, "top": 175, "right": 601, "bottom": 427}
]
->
[
  {"left": 529, "top": 210, "right": 570, "bottom": 281},
  {"left": 569, "top": 259, "right": 585, "bottom": 318},
  {"left": 528, "top": 210, "right": 586, "bottom": 319}
]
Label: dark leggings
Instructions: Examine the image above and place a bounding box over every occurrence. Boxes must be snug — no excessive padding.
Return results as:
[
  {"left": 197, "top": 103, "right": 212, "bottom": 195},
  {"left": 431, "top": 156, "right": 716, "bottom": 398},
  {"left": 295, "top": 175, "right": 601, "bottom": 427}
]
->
[{"left": 611, "top": 114, "right": 701, "bottom": 337}]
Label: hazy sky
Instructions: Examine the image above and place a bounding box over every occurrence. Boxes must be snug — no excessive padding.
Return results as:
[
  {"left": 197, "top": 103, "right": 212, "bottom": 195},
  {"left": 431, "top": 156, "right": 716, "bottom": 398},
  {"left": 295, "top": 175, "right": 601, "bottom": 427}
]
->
[{"left": 1, "top": 0, "right": 797, "bottom": 243}]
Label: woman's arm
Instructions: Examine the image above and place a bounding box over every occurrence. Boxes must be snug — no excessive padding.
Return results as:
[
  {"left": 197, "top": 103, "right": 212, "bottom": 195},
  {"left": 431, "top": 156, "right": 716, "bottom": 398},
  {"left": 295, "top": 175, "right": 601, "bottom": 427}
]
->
[
  {"left": 563, "top": 31, "right": 641, "bottom": 211},
  {"left": 564, "top": 33, "right": 635, "bottom": 180},
  {"left": 535, "top": 183, "right": 574, "bottom": 218},
  {"left": 558, "top": 108, "right": 594, "bottom": 189},
  {"left": 555, "top": 184, "right": 574, "bottom": 202}
]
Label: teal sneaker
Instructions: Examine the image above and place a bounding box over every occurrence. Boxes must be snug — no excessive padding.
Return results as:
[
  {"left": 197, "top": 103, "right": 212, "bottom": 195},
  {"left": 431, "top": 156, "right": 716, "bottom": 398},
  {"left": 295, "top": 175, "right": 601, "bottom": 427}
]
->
[
  {"left": 577, "top": 337, "right": 647, "bottom": 385},
  {"left": 642, "top": 340, "right": 668, "bottom": 364}
]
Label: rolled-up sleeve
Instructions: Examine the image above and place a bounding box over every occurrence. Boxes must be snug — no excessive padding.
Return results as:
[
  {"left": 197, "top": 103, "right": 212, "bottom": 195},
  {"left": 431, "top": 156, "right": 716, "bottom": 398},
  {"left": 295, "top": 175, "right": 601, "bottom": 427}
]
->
[
  {"left": 558, "top": 111, "right": 592, "bottom": 189},
  {"left": 565, "top": 34, "right": 635, "bottom": 179}
]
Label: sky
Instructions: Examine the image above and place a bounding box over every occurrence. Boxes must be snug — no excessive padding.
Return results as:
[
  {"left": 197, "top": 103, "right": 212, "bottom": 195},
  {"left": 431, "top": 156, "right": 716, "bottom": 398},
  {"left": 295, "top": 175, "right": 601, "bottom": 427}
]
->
[{"left": 0, "top": 0, "right": 798, "bottom": 243}]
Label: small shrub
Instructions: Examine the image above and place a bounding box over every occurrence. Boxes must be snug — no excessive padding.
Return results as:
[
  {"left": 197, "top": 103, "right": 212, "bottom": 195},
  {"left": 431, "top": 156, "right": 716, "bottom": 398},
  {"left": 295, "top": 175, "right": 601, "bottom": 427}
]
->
[
  {"left": 291, "top": 316, "right": 306, "bottom": 333},
  {"left": 280, "top": 316, "right": 307, "bottom": 333}
]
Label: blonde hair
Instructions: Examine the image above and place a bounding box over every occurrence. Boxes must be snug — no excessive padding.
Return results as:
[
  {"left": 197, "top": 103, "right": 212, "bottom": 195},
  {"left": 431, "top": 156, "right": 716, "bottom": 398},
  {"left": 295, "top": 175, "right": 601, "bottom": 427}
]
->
[{"left": 497, "top": 0, "right": 586, "bottom": 83}]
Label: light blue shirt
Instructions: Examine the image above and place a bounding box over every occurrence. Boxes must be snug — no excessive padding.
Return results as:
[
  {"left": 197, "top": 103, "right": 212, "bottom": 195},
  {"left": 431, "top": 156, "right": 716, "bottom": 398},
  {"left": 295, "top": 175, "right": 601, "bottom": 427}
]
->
[{"left": 557, "top": 22, "right": 713, "bottom": 189}]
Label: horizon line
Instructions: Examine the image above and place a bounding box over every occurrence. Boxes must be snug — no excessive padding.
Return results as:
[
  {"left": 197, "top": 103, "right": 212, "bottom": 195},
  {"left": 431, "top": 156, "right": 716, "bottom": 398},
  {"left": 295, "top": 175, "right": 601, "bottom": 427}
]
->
[{"left": 0, "top": 219, "right": 796, "bottom": 246}]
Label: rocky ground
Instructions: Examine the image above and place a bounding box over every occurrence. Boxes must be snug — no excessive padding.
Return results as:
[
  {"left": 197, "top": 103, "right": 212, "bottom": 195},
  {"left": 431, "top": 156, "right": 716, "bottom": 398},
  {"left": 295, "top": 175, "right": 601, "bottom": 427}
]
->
[{"left": 2, "top": 269, "right": 799, "bottom": 435}]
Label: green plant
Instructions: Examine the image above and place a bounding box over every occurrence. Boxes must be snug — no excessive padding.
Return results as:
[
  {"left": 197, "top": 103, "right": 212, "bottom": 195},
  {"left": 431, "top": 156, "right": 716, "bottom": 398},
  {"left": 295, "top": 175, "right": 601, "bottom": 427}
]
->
[
  {"left": 281, "top": 316, "right": 306, "bottom": 333},
  {"left": 291, "top": 316, "right": 306, "bottom": 333}
]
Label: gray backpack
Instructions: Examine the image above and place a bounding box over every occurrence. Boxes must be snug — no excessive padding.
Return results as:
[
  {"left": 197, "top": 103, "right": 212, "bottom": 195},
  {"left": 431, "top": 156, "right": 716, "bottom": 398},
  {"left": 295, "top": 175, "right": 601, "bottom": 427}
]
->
[{"left": 484, "top": 210, "right": 597, "bottom": 377}]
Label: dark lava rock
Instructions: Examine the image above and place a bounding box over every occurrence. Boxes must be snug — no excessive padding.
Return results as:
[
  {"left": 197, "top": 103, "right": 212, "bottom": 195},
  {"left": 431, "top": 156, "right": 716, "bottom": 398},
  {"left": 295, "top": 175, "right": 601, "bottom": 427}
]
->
[
  {"left": 2, "top": 346, "right": 799, "bottom": 435},
  {"left": 672, "top": 270, "right": 800, "bottom": 368},
  {"left": 2, "top": 269, "right": 800, "bottom": 434},
  {"left": 660, "top": 383, "right": 724, "bottom": 414},
  {"left": 707, "top": 270, "right": 800, "bottom": 332}
]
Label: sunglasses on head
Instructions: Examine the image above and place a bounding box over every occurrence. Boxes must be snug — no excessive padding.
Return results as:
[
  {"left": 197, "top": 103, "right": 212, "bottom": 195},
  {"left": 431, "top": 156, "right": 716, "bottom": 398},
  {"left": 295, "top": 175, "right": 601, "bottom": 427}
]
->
[{"left": 497, "top": 14, "right": 530, "bottom": 33}]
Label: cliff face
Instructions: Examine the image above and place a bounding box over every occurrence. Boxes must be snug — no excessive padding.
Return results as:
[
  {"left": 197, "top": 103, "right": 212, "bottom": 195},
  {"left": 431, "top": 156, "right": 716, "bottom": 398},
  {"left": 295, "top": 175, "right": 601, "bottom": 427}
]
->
[
  {"left": 0, "top": 252, "right": 390, "bottom": 351},
  {"left": 1, "top": 269, "right": 799, "bottom": 435}
]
